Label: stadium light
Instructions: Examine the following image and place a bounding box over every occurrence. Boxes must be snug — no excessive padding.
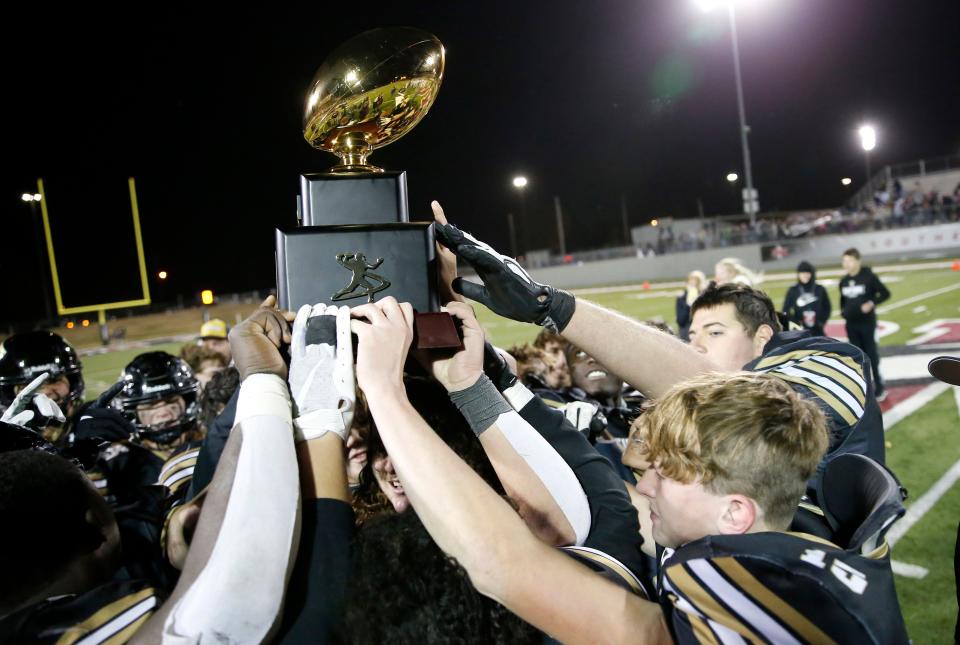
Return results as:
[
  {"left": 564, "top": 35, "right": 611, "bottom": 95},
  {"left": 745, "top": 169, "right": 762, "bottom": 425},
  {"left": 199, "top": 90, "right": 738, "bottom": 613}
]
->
[
  {"left": 694, "top": 0, "right": 727, "bottom": 11},
  {"left": 512, "top": 176, "right": 528, "bottom": 189},
  {"left": 66, "top": 321, "right": 75, "bottom": 329},
  {"left": 841, "top": 177, "right": 853, "bottom": 186},
  {"left": 81, "top": 319, "right": 90, "bottom": 327},
  {"left": 158, "top": 270, "right": 168, "bottom": 280},
  {"left": 33, "top": 193, "right": 42, "bottom": 201},
  {"left": 651, "top": 219, "right": 660, "bottom": 227},
  {"left": 858, "top": 124, "right": 877, "bottom": 185},
  {"left": 201, "top": 289, "right": 215, "bottom": 305},
  {"left": 726, "top": 172, "right": 739, "bottom": 182},
  {"left": 858, "top": 125, "right": 877, "bottom": 152},
  {"left": 21, "top": 193, "right": 35, "bottom": 202}
]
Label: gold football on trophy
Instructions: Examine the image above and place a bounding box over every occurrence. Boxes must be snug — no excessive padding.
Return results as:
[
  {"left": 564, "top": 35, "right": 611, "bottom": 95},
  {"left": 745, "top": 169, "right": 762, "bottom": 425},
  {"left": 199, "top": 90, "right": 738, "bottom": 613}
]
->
[{"left": 303, "top": 27, "right": 445, "bottom": 173}]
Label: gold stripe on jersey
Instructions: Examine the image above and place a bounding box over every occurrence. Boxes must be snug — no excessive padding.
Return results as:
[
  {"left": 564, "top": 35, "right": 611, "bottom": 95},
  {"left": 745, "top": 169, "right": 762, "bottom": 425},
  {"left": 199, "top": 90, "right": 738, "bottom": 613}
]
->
[
  {"left": 562, "top": 546, "right": 647, "bottom": 597},
  {"left": 797, "top": 500, "right": 825, "bottom": 516},
  {"left": 773, "top": 374, "right": 858, "bottom": 426},
  {"left": 864, "top": 542, "right": 890, "bottom": 560},
  {"left": 666, "top": 565, "right": 766, "bottom": 642},
  {"left": 755, "top": 350, "right": 855, "bottom": 372},
  {"left": 712, "top": 556, "right": 836, "bottom": 644},
  {"left": 86, "top": 471, "right": 111, "bottom": 498},
  {"left": 99, "top": 609, "right": 153, "bottom": 645},
  {"left": 158, "top": 457, "right": 197, "bottom": 490},
  {"left": 543, "top": 398, "right": 565, "bottom": 409},
  {"left": 785, "top": 531, "right": 841, "bottom": 548},
  {"left": 55, "top": 587, "right": 156, "bottom": 645},
  {"left": 686, "top": 613, "right": 721, "bottom": 645},
  {"left": 755, "top": 350, "right": 867, "bottom": 410},
  {"left": 790, "top": 360, "right": 866, "bottom": 408},
  {"left": 158, "top": 448, "right": 201, "bottom": 480}
]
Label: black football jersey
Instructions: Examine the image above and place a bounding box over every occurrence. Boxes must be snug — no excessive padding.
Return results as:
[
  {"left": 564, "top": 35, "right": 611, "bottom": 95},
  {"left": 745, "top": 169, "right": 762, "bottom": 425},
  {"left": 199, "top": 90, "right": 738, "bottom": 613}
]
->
[
  {"left": 657, "top": 531, "right": 908, "bottom": 644},
  {"left": 745, "top": 332, "right": 885, "bottom": 495},
  {"left": 0, "top": 579, "right": 163, "bottom": 644}
]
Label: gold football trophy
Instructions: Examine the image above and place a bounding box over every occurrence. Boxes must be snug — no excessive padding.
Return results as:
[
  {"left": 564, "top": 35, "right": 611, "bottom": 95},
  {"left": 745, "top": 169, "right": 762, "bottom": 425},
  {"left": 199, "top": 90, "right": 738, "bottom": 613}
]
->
[
  {"left": 303, "top": 27, "right": 445, "bottom": 174},
  {"left": 277, "top": 27, "right": 460, "bottom": 348}
]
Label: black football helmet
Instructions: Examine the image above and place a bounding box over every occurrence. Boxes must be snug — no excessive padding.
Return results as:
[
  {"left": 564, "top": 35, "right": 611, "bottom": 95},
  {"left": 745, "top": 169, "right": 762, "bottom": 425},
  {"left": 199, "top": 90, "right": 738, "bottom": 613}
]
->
[
  {"left": 111, "top": 351, "right": 200, "bottom": 446},
  {"left": 0, "top": 331, "right": 85, "bottom": 414}
]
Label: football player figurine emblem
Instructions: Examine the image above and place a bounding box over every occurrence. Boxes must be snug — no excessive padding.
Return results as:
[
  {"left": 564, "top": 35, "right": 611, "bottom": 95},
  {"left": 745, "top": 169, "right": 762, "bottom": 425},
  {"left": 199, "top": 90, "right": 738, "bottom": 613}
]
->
[{"left": 331, "top": 252, "right": 391, "bottom": 303}]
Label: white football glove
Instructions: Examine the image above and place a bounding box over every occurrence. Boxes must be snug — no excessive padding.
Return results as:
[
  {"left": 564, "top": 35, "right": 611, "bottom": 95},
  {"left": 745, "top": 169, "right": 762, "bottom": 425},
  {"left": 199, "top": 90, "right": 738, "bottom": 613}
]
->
[
  {"left": 288, "top": 303, "right": 355, "bottom": 442},
  {"left": 562, "top": 401, "right": 599, "bottom": 433},
  {"left": 1, "top": 372, "right": 66, "bottom": 429}
]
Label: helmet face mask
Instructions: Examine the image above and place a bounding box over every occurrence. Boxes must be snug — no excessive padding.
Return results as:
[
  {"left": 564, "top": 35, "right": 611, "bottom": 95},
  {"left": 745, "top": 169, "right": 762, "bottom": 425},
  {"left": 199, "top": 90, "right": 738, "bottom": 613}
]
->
[
  {"left": 111, "top": 352, "right": 200, "bottom": 447},
  {"left": 0, "top": 332, "right": 85, "bottom": 416}
]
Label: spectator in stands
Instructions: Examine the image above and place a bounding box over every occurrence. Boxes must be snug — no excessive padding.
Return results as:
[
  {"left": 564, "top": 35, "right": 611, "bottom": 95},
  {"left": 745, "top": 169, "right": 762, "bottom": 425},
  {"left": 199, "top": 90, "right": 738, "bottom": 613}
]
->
[
  {"left": 198, "top": 319, "right": 231, "bottom": 364},
  {"left": 676, "top": 270, "right": 707, "bottom": 341},
  {"left": 714, "top": 257, "right": 760, "bottom": 287},
  {"left": 782, "top": 261, "right": 832, "bottom": 336}
]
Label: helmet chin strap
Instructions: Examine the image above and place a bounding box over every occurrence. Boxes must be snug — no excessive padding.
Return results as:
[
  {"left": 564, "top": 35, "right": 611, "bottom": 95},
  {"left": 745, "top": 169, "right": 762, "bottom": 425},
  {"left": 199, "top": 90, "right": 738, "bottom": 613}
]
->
[{"left": 136, "top": 421, "right": 195, "bottom": 447}]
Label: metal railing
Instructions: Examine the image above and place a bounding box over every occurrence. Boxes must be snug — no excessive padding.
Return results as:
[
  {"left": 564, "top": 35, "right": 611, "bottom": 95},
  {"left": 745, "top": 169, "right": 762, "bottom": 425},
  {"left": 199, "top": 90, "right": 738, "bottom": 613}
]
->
[{"left": 848, "top": 154, "right": 960, "bottom": 210}]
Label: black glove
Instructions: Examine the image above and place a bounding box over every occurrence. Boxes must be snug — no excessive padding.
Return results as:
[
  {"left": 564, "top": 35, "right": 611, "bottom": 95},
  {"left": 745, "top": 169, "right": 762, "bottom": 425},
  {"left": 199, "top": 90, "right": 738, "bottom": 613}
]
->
[
  {"left": 436, "top": 222, "right": 576, "bottom": 333},
  {"left": 93, "top": 380, "right": 126, "bottom": 409},
  {"left": 483, "top": 342, "right": 518, "bottom": 392}
]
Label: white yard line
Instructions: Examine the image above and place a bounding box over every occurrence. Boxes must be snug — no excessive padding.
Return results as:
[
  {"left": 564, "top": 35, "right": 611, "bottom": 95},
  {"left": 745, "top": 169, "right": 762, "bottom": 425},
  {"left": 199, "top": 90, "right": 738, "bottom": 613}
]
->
[
  {"left": 882, "top": 383, "right": 960, "bottom": 579},
  {"left": 887, "top": 457, "right": 960, "bottom": 548},
  {"left": 877, "top": 282, "right": 960, "bottom": 314},
  {"left": 890, "top": 561, "right": 930, "bottom": 579}
]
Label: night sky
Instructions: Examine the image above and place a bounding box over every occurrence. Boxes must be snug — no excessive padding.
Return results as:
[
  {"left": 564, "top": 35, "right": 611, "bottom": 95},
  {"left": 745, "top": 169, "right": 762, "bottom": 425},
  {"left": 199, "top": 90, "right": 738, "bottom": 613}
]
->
[{"left": 3, "top": 1, "right": 959, "bottom": 325}]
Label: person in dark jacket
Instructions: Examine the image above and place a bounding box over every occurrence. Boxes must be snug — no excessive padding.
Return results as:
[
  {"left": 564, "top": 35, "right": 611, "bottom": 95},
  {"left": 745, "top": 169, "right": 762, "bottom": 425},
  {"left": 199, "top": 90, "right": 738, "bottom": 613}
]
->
[
  {"left": 675, "top": 270, "right": 707, "bottom": 341},
  {"left": 839, "top": 248, "right": 891, "bottom": 399},
  {"left": 782, "top": 260, "right": 832, "bottom": 337}
]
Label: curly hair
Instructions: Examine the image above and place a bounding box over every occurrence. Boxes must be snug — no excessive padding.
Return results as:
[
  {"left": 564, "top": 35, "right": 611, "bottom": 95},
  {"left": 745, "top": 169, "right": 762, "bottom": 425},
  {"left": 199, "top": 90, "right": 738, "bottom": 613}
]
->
[
  {"left": 179, "top": 344, "right": 227, "bottom": 373},
  {"left": 352, "top": 377, "right": 502, "bottom": 528},
  {"left": 198, "top": 367, "right": 240, "bottom": 432},
  {"left": 344, "top": 510, "right": 540, "bottom": 644}
]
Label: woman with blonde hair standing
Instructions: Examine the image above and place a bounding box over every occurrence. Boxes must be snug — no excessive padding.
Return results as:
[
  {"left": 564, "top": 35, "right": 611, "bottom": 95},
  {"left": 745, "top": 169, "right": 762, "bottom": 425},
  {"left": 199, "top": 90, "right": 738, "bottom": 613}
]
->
[
  {"left": 714, "top": 257, "right": 761, "bottom": 287},
  {"left": 675, "top": 270, "right": 707, "bottom": 341}
]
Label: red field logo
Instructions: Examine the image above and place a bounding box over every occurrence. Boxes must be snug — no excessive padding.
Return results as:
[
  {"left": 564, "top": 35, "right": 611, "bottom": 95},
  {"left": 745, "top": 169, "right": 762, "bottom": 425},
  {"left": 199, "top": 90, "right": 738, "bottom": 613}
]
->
[
  {"left": 823, "top": 320, "right": 899, "bottom": 342},
  {"left": 906, "top": 319, "right": 960, "bottom": 346}
]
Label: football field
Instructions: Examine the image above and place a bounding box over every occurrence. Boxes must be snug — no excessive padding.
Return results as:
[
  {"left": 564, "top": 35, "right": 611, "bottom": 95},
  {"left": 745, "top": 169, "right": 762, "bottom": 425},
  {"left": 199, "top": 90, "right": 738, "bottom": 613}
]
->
[{"left": 79, "top": 261, "right": 960, "bottom": 640}]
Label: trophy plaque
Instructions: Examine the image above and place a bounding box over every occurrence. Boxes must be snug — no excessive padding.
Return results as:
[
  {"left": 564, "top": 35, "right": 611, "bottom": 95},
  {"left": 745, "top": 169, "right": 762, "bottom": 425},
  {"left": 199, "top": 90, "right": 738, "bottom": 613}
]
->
[{"left": 276, "top": 27, "right": 460, "bottom": 348}]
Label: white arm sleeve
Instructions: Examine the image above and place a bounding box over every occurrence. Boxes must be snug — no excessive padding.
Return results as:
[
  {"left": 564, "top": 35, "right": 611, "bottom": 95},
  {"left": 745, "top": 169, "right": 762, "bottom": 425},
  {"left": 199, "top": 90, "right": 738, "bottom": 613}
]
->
[
  {"left": 490, "top": 409, "right": 592, "bottom": 545},
  {"left": 162, "top": 374, "right": 299, "bottom": 644}
]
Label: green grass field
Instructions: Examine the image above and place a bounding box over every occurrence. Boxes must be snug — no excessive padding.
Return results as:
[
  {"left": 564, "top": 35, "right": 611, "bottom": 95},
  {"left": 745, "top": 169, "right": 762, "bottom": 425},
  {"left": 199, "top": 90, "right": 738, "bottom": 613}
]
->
[{"left": 76, "top": 262, "right": 960, "bottom": 641}]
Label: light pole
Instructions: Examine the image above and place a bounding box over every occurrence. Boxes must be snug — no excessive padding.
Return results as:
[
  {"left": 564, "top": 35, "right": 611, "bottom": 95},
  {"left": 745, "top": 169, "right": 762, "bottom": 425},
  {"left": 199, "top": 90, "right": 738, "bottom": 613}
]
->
[
  {"left": 511, "top": 176, "right": 528, "bottom": 256},
  {"left": 696, "top": 0, "right": 758, "bottom": 225},
  {"left": 21, "top": 192, "right": 54, "bottom": 323}
]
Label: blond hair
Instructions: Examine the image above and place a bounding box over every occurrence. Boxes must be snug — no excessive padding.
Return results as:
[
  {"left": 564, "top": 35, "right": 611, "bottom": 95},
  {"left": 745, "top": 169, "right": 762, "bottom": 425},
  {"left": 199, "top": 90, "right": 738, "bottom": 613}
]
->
[
  {"left": 717, "top": 258, "right": 762, "bottom": 287},
  {"left": 637, "top": 372, "right": 827, "bottom": 528}
]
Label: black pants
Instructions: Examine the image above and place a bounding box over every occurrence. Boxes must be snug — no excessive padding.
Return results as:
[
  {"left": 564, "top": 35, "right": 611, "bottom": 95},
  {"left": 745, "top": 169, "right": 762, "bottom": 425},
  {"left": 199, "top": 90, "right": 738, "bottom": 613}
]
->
[{"left": 846, "top": 322, "right": 883, "bottom": 391}]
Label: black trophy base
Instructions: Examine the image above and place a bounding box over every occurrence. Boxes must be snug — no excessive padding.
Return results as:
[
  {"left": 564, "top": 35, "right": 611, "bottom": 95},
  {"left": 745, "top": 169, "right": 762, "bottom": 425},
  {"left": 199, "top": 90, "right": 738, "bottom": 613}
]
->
[
  {"left": 299, "top": 170, "right": 409, "bottom": 226},
  {"left": 275, "top": 222, "right": 438, "bottom": 313}
]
